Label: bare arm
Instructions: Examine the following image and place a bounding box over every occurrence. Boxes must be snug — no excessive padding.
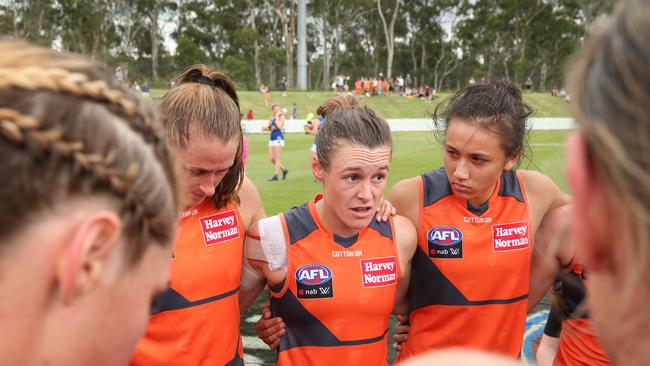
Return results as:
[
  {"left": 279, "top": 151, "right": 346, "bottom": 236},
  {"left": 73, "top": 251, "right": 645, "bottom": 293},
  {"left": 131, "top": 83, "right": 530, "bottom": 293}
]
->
[
  {"left": 307, "top": 118, "right": 320, "bottom": 136},
  {"left": 387, "top": 177, "right": 421, "bottom": 227},
  {"left": 276, "top": 114, "right": 285, "bottom": 129},
  {"left": 521, "top": 171, "right": 573, "bottom": 309},
  {"left": 237, "top": 177, "right": 268, "bottom": 313},
  {"left": 393, "top": 215, "right": 417, "bottom": 315}
]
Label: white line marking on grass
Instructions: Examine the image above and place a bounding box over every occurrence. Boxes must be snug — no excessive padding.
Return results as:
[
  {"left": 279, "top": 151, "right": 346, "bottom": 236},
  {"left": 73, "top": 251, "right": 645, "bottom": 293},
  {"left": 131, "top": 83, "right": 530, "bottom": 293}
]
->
[
  {"left": 244, "top": 354, "right": 266, "bottom": 365},
  {"left": 246, "top": 315, "right": 260, "bottom": 323},
  {"left": 243, "top": 335, "right": 271, "bottom": 350}
]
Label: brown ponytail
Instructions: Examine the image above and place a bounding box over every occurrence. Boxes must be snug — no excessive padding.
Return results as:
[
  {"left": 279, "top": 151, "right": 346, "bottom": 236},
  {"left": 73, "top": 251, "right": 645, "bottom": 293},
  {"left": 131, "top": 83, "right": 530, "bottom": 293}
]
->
[{"left": 160, "top": 65, "right": 244, "bottom": 208}]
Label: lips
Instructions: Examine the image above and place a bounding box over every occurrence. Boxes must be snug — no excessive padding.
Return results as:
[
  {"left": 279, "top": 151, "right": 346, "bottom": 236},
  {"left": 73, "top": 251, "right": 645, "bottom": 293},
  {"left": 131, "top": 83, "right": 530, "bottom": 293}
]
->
[
  {"left": 452, "top": 182, "right": 471, "bottom": 193},
  {"left": 350, "top": 206, "right": 373, "bottom": 219},
  {"left": 191, "top": 192, "right": 205, "bottom": 204}
]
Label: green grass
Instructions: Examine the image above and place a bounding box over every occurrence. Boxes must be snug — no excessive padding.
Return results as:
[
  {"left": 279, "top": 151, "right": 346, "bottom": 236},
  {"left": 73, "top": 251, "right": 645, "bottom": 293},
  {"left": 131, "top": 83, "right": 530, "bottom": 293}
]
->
[
  {"left": 150, "top": 90, "right": 571, "bottom": 119},
  {"left": 239, "top": 130, "right": 570, "bottom": 365}
]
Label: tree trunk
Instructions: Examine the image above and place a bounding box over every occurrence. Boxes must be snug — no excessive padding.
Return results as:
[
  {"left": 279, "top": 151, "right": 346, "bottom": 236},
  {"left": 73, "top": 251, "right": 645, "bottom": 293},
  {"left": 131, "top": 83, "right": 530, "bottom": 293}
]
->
[
  {"left": 539, "top": 63, "right": 548, "bottom": 91},
  {"left": 150, "top": 0, "right": 162, "bottom": 83},
  {"left": 249, "top": 4, "right": 261, "bottom": 84},
  {"left": 322, "top": 16, "right": 330, "bottom": 90},
  {"left": 287, "top": 0, "right": 296, "bottom": 88},
  {"left": 377, "top": 0, "right": 400, "bottom": 79}
]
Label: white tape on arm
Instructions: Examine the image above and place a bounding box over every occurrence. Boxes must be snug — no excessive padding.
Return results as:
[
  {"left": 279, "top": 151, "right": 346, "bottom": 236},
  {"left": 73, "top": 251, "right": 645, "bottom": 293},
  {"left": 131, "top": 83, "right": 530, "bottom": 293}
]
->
[
  {"left": 259, "top": 216, "right": 288, "bottom": 271},
  {"left": 241, "top": 236, "right": 265, "bottom": 289}
]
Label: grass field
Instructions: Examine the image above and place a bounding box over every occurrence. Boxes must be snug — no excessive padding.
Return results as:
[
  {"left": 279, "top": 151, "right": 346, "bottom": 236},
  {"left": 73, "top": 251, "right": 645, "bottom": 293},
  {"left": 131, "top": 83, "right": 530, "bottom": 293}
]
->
[
  {"left": 150, "top": 90, "right": 571, "bottom": 119},
  {"left": 239, "top": 130, "right": 570, "bottom": 365}
]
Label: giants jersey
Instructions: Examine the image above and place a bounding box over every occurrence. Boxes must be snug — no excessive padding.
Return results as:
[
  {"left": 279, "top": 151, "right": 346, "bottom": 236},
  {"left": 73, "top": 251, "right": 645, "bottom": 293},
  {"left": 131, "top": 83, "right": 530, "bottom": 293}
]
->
[
  {"left": 269, "top": 196, "right": 399, "bottom": 366},
  {"left": 131, "top": 199, "right": 245, "bottom": 366},
  {"left": 547, "top": 263, "right": 611, "bottom": 365},
  {"left": 399, "top": 168, "right": 532, "bottom": 359}
]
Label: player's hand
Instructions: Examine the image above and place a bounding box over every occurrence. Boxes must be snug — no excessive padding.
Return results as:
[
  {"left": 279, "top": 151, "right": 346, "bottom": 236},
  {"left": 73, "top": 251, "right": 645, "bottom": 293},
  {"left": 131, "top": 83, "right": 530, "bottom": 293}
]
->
[
  {"left": 393, "top": 314, "right": 410, "bottom": 352},
  {"left": 376, "top": 198, "right": 397, "bottom": 222},
  {"left": 255, "top": 305, "right": 286, "bottom": 350}
]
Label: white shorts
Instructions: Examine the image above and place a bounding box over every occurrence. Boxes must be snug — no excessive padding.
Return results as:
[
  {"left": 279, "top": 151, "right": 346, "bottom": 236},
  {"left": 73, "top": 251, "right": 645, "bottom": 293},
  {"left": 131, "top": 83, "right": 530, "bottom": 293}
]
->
[{"left": 269, "top": 139, "right": 285, "bottom": 147}]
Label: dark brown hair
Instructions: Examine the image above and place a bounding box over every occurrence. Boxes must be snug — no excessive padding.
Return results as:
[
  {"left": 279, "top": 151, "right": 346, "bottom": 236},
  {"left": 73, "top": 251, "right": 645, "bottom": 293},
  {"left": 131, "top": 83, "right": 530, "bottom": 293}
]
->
[
  {"left": 315, "top": 95, "right": 392, "bottom": 169},
  {"left": 433, "top": 81, "right": 534, "bottom": 161},
  {"left": 0, "top": 41, "right": 179, "bottom": 263},
  {"left": 160, "top": 65, "right": 243, "bottom": 209}
]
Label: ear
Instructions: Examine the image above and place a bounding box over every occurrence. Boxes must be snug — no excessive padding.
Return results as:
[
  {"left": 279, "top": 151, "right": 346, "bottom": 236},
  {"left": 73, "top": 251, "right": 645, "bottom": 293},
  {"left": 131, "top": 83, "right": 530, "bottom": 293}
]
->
[
  {"left": 57, "top": 211, "right": 122, "bottom": 305},
  {"left": 565, "top": 132, "right": 610, "bottom": 272},
  {"left": 311, "top": 153, "right": 325, "bottom": 182},
  {"left": 503, "top": 148, "right": 521, "bottom": 171}
]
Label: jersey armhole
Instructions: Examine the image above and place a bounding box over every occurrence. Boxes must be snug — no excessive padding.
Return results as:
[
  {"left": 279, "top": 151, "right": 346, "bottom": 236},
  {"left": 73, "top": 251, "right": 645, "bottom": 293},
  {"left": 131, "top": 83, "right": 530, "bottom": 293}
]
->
[
  {"left": 417, "top": 175, "right": 424, "bottom": 228},
  {"left": 391, "top": 216, "right": 402, "bottom": 283}
]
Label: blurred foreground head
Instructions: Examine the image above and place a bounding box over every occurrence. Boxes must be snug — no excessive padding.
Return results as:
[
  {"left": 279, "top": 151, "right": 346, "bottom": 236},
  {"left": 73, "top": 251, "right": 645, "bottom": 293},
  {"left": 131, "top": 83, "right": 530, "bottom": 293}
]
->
[
  {"left": 0, "top": 41, "right": 179, "bottom": 365},
  {"left": 566, "top": 0, "right": 650, "bottom": 362}
]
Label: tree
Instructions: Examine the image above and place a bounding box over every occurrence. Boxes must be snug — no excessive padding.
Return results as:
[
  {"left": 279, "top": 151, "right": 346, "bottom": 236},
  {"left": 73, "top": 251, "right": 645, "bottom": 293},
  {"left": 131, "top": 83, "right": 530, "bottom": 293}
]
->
[{"left": 377, "top": 0, "right": 400, "bottom": 79}]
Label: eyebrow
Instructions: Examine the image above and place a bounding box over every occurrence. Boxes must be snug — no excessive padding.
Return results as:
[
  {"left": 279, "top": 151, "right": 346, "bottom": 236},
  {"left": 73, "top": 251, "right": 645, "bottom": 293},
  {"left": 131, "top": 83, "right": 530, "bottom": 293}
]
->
[
  {"left": 444, "top": 143, "right": 490, "bottom": 157},
  {"left": 342, "top": 165, "right": 390, "bottom": 172}
]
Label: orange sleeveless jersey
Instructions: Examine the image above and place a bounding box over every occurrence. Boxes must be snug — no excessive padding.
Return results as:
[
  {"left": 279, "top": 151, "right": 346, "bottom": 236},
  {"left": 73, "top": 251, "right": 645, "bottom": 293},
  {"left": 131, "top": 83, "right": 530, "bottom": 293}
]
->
[
  {"left": 552, "top": 263, "right": 611, "bottom": 366},
  {"left": 398, "top": 168, "right": 533, "bottom": 360},
  {"left": 269, "top": 196, "right": 399, "bottom": 366},
  {"left": 131, "top": 199, "right": 245, "bottom": 366}
]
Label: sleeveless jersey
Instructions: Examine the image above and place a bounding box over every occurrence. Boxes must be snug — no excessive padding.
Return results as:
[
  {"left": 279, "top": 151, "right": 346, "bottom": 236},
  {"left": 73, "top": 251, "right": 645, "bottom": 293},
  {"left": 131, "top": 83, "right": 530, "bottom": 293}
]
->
[
  {"left": 131, "top": 199, "right": 245, "bottom": 366},
  {"left": 269, "top": 196, "right": 399, "bottom": 366},
  {"left": 270, "top": 118, "right": 284, "bottom": 141},
  {"left": 547, "top": 263, "right": 611, "bottom": 366},
  {"left": 398, "top": 168, "right": 533, "bottom": 360}
]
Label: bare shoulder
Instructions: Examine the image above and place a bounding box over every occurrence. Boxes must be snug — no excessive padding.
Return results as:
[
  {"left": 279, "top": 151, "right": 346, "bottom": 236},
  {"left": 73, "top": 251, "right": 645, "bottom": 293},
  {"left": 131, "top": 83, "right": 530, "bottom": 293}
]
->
[
  {"left": 388, "top": 176, "right": 421, "bottom": 225},
  {"left": 519, "top": 169, "right": 571, "bottom": 230},
  {"left": 238, "top": 176, "right": 266, "bottom": 232},
  {"left": 393, "top": 215, "right": 417, "bottom": 240},
  {"left": 520, "top": 170, "right": 557, "bottom": 193}
]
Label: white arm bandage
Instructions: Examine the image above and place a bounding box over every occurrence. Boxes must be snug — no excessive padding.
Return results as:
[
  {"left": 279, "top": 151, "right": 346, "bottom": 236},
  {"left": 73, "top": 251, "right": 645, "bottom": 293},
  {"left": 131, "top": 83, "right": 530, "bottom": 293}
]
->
[
  {"left": 240, "top": 236, "right": 265, "bottom": 289},
  {"left": 258, "top": 216, "right": 288, "bottom": 271}
]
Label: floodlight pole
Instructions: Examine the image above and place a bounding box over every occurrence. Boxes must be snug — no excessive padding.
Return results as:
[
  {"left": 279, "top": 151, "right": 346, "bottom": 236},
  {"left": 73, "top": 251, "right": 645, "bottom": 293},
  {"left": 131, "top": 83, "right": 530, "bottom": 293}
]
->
[{"left": 297, "top": 0, "right": 308, "bottom": 90}]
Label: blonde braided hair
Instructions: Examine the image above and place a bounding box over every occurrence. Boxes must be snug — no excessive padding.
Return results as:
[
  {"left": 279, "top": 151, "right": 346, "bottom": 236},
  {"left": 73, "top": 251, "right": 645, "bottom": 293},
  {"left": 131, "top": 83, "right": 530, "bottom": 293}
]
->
[{"left": 0, "top": 41, "right": 178, "bottom": 263}]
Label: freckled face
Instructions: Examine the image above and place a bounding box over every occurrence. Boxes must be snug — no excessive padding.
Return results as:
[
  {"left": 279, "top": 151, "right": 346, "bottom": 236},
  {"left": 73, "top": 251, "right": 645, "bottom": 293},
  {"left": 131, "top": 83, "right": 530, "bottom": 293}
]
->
[
  {"left": 175, "top": 134, "right": 238, "bottom": 207},
  {"left": 314, "top": 143, "right": 391, "bottom": 237},
  {"left": 443, "top": 119, "right": 518, "bottom": 207}
]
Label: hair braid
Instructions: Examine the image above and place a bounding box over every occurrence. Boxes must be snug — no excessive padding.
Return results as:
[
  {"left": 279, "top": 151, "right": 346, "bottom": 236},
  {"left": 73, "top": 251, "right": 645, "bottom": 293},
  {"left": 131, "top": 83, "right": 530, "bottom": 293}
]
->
[
  {"left": 0, "top": 67, "right": 163, "bottom": 146},
  {"left": 0, "top": 107, "right": 150, "bottom": 239}
]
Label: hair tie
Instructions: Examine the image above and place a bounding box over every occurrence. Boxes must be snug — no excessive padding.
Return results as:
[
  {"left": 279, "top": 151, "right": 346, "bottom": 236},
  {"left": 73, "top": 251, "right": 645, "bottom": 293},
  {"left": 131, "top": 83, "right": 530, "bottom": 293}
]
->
[
  {"left": 188, "top": 74, "right": 239, "bottom": 108},
  {"left": 190, "top": 75, "right": 218, "bottom": 88}
]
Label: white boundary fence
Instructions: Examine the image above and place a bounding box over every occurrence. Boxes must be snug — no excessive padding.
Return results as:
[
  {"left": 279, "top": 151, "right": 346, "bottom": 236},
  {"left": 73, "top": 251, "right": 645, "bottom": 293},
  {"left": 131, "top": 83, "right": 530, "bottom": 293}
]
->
[{"left": 242, "top": 118, "right": 574, "bottom": 134}]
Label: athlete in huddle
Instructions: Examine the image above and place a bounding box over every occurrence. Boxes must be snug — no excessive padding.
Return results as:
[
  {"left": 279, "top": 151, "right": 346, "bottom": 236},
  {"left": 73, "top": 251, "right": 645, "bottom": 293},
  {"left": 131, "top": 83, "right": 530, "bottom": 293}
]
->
[
  {"left": 0, "top": 41, "right": 179, "bottom": 365},
  {"left": 131, "top": 66, "right": 266, "bottom": 366},
  {"left": 243, "top": 95, "right": 417, "bottom": 365},
  {"left": 389, "top": 81, "right": 571, "bottom": 360},
  {"left": 268, "top": 104, "right": 289, "bottom": 181}
]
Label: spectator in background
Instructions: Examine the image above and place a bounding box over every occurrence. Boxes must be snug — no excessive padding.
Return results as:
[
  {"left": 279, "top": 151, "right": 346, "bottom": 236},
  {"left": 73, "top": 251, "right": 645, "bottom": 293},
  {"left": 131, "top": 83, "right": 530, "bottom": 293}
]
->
[
  {"left": 525, "top": 76, "right": 533, "bottom": 92},
  {"left": 260, "top": 83, "right": 270, "bottom": 107},
  {"left": 281, "top": 76, "right": 287, "bottom": 97},
  {"left": 141, "top": 80, "right": 150, "bottom": 98}
]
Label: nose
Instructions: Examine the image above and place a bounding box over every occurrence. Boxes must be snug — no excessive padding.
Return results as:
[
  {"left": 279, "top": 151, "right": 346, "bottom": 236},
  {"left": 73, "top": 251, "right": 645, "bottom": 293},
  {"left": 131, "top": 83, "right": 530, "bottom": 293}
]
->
[
  {"left": 357, "top": 181, "right": 372, "bottom": 202},
  {"left": 198, "top": 175, "right": 217, "bottom": 197},
  {"left": 453, "top": 158, "right": 470, "bottom": 180}
]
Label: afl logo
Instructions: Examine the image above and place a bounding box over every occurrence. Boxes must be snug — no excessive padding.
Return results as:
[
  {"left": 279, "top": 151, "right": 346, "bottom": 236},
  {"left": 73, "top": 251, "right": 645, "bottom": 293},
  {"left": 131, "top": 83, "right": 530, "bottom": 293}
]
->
[
  {"left": 296, "top": 264, "right": 332, "bottom": 286},
  {"left": 428, "top": 226, "right": 463, "bottom": 246}
]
